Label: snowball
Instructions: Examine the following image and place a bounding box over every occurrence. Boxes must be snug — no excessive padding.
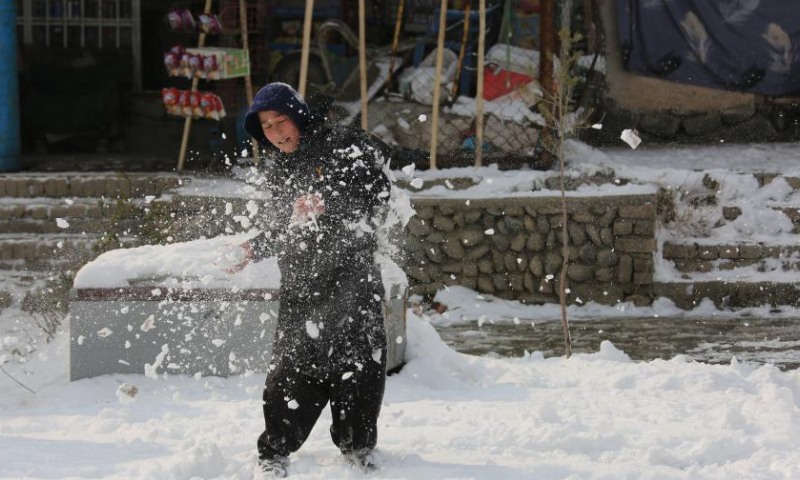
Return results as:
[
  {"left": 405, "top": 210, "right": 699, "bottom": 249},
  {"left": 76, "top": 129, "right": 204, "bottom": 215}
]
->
[
  {"left": 305, "top": 321, "right": 320, "bottom": 339},
  {"left": 287, "top": 399, "right": 299, "bottom": 410},
  {"left": 56, "top": 218, "right": 70, "bottom": 229},
  {"left": 116, "top": 383, "right": 139, "bottom": 404},
  {"left": 342, "top": 372, "right": 354, "bottom": 380}
]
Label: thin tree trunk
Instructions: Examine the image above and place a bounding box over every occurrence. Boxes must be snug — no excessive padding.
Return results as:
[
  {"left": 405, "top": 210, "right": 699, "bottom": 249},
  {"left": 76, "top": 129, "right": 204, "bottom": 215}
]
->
[{"left": 558, "top": 0, "right": 573, "bottom": 358}]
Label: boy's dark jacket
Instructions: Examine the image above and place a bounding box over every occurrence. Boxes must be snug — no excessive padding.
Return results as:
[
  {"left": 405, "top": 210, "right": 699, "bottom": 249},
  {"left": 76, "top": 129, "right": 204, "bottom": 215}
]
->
[{"left": 247, "top": 114, "right": 392, "bottom": 367}]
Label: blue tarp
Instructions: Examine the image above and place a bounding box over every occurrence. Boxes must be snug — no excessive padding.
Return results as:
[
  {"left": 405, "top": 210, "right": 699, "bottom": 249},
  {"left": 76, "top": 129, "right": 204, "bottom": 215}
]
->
[{"left": 617, "top": 0, "right": 800, "bottom": 95}]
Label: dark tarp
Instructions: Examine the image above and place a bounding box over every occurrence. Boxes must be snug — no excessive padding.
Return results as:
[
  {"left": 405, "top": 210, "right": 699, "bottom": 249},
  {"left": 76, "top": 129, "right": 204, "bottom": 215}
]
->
[{"left": 617, "top": 0, "right": 800, "bottom": 95}]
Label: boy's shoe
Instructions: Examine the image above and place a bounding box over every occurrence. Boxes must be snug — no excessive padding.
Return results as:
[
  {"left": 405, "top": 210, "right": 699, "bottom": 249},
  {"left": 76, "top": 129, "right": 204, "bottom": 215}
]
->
[
  {"left": 254, "top": 456, "right": 289, "bottom": 479},
  {"left": 344, "top": 451, "right": 378, "bottom": 474}
]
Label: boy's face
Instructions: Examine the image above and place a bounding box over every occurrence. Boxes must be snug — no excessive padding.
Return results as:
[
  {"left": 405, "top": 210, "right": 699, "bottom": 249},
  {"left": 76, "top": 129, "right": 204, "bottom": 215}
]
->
[{"left": 258, "top": 110, "right": 300, "bottom": 153}]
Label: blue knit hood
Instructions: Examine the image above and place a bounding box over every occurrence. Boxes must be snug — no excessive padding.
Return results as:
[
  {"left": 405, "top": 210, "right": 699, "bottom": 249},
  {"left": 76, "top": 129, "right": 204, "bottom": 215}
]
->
[{"left": 244, "top": 83, "right": 311, "bottom": 146}]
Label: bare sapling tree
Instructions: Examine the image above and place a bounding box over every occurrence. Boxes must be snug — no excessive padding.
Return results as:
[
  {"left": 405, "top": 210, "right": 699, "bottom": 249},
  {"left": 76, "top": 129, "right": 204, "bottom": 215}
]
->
[{"left": 537, "top": 2, "right": 592, "bottom": 358}]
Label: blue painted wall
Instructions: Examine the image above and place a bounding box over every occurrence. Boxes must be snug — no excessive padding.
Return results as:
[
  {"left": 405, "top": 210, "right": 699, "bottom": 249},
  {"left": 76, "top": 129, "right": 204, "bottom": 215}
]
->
[{"left": 0, "top": 0, "right": 20, "bottom": 172}]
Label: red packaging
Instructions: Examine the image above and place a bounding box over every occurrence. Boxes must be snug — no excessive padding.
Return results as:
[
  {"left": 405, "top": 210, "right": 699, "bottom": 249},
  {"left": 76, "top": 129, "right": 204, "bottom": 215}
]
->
[
  {"left": 212, "top": 94, "right": 227, "bottom": 119},
  {"left": 483, "top": 64, "right": 534, "bottom": 101},
  {"left": 179, "top": 90, "right": 192, "bottom": 117},
  {"left": 190, "top": 92, "right": 204, "bottom": 118},
  {"left": 162, "top": 87, "right": 180, "bottom": 116},
  {"left": 200, "top": 92, "right": 218, "bottom": 120}
]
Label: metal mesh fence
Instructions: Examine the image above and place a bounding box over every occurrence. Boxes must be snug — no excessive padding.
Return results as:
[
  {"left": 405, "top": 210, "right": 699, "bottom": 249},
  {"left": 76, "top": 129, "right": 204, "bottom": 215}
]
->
[{"left": 268, "top": 0, "right": 550, "bottom": 168}]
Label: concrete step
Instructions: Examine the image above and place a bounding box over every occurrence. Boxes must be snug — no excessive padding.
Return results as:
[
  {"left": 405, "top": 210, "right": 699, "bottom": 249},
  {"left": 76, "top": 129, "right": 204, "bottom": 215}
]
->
[{"left": 0, "top": 173, "right": 187, "bottom": 199}]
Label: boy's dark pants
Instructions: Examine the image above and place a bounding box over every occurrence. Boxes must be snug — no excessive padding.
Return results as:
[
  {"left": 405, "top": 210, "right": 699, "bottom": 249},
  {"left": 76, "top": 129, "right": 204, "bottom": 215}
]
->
[
  {"left": 256, "top": 278, "right": 388, "bottom": 461},
  {"left": 257, "top": 347, "right": 386, "bottom": 460}
]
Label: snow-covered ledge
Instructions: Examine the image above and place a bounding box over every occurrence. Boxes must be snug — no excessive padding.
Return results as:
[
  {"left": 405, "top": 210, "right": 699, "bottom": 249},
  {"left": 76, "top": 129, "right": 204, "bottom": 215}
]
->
[{"left": 69, "top": 234, "right": 407, "bottom": 381}]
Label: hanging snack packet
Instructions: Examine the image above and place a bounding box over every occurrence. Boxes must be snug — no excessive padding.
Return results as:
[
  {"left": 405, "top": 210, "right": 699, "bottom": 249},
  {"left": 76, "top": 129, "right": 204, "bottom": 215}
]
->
[
  {"left": 212, "top": 94, "right": 227, "bottom": 119},
  {"left": 200, "top": 92, "right": 219, "bottom": 120},
  {"left": 162, "top": 88, "right": 180, "bottom": 116},
  {"left": 179, "top": 90, "right": 192, "bottom": 117},
  {"left": 187, "top": 53, "right": 203, "bottom": 79},
  {"left": 191, "top": 91, "right": 204, "bottom": 118},
  {"left": 164, "top": 51, "right": 179, "bottom": 76},
  {"left": 198, "top": 14, "right": 223, "bottom": 34},
  {"left": 178, "top": 9, "right": 196, "bottom": 31},
  {"left": 203, "top": 54, "right": 219, "bottom": 80},
  {"left": 167, "top": 10, "right": 184, "bottom": 30}
]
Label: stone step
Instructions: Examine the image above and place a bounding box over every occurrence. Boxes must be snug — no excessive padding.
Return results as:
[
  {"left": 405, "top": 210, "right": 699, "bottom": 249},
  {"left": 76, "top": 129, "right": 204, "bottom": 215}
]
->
[
  {"left": 0, "top": 173, "right": 187, "bottom": 199},
  {"left": 655, "top": 281, "right": 800, "bottom": 309},
  {"left": 0, "top": 217, "right": 144, "bottom": 235},
  {"left": 0, "top": 235, "right": 140, "bottom": 262},
  {"left": 662, "top": 242, "right": 800, "bottom": 273}
]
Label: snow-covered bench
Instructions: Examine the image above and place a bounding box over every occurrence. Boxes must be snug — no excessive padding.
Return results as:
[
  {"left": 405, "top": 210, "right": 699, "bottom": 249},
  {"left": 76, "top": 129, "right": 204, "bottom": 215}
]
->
[{"left": 69, "top": 234, "right": 407, "bottom": 380}]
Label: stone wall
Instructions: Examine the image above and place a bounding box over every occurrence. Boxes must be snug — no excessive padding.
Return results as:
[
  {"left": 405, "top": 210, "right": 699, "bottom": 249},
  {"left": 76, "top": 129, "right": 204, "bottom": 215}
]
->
[{"left": 403, "top": 195, "right": 658, "bottom": 306}]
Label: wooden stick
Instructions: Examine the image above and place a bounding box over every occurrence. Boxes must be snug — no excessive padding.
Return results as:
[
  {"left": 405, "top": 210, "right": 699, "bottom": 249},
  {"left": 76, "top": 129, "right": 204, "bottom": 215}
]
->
[
  {"left": 476, "top": 0, "right": 485, "bottom": 167},
  {"left": 429, "top": 0, "right": 448, "bottom": 171},
  {"left": 451, "top": 3, "right": 470, "bottom": 100},
  {"left": 358, "top": 0, "right": 368, "bottom": 130},
  {"left": 385, "top": 0, "right": 405, "bottom": 96},
  {"left": 239, "top": 0, "right": 259, "bottom": 163},
  {"left": 177, "top": 0, "right": 214, "bottom": 173},
  {"left": 299, "top": 0, "right": 315, "bottom": 97}
]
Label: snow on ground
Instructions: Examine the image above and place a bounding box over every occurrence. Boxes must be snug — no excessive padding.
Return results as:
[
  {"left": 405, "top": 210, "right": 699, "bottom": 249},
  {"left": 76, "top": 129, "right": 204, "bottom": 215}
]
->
[
  {"left": 430, "top": 285, "right": 800, "bottom": 327},
  {"left": 2, "top": 312, "right": 800, "bottom": 480}
]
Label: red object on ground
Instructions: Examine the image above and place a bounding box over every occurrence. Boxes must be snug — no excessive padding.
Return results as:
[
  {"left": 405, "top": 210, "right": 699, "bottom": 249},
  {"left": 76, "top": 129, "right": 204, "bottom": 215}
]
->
[{"left": 483, "top": 64, "right": 534, "bottom": 101}]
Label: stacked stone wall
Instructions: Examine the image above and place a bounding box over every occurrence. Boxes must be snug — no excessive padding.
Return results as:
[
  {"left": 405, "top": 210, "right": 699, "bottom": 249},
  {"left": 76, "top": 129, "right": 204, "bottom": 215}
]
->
[{"left": 403, "top": 195, "right": 659, "bottom": 306}]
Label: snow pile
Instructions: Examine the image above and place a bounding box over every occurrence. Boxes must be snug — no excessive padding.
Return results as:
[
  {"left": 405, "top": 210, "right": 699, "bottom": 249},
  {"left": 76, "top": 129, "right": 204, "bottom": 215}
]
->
[
  {"left": 73, "top": 233, "right": 280, "bottom": 290},
  {"left": 2, "top": 314, "right": 799, "bottom": 479}
]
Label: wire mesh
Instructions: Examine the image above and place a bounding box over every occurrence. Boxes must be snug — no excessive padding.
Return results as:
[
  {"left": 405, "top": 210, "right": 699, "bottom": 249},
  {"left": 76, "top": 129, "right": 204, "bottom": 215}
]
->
[{"left": 265, "top": 0, "right": 549, "bottom": 168}]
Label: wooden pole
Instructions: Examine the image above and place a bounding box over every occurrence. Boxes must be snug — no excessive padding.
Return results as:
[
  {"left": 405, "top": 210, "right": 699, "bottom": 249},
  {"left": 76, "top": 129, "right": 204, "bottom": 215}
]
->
[
  {"left": 239, "top": 0, "right": 259, "bottom": 163},
  {"left": 358, "top": 0, "right": 368, "bottom": 130},
  {"left": 299, "top": 0, "right": 315, "bottom": 97},
  {"left": 450, "top": 3, "right": 470, "bottom": 100},
  {"left": 385, "top": 0, "right": 405, "bottom": 96},
  {"left": 475, "top": 0, "right": 486, "bottom": 167},
  {"left": 429, "top": 0, "right": 448, "bottom": 171},
  {"left": 177, "top": 0, "right": 213, "bottom": 173}
]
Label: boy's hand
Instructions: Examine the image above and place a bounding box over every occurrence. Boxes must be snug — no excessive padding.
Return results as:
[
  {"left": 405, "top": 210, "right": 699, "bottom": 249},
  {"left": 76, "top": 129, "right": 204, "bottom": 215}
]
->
[
  {"left": 292, "top": 193, "right": 325, "bottom": 223},
  {"left": 223, "top": 241, "right": 253, "bottom": 274}
]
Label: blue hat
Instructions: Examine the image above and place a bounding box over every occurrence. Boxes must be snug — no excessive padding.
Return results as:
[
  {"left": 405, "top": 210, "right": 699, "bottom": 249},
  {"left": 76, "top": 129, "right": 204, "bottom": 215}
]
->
[{"left": 244, "top": 83, "right": 311, "bottom": 145}]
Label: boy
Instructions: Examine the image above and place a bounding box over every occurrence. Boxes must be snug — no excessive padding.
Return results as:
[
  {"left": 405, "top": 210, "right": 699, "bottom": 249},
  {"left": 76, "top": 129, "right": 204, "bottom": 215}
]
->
[{"left": 230, "top": 83, "right": 392, "bottom": 478}]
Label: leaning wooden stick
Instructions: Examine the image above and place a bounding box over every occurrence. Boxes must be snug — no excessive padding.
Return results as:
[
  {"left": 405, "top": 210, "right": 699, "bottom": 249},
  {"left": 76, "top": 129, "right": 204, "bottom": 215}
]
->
[
  {"left": 451, "top": 3, "right": 471, "bottom": 100},
  {"left": 429, "top": 0, "right": 448, "bottom": 171},
  {"left": 475, "top": 0, "right": 486, "bottom": 167},
  {"left": 239, "top": 0, "right": 259, "bottom": 163},
  {"left": 177, "top": 0, "right": 214, "bottom": 173},
  {"left": 385, "top": 0, "right": 405, "bottom": 96},
  {"left": 299, "top": 0, "right": 315, "bottom": 97},
  {"left": 358, "top": 0, "right": 368, "bottom": 130}
]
